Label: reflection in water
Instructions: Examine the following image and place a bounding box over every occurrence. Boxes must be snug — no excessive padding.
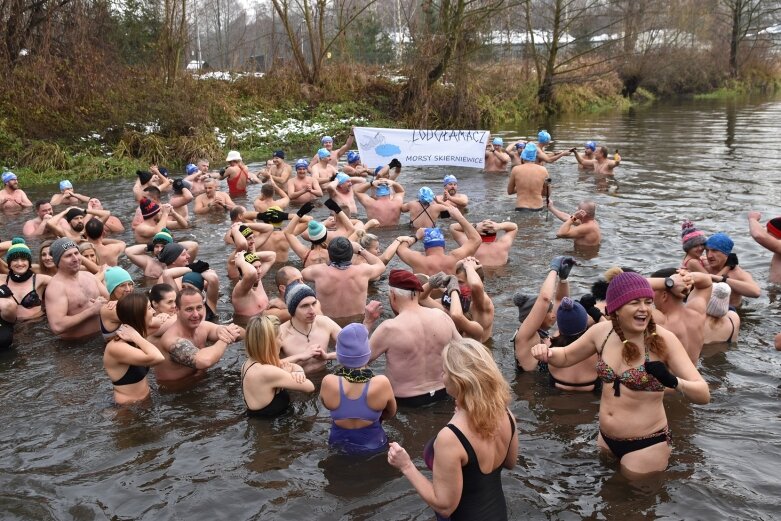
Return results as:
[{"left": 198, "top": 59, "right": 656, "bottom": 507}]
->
[{"left": 1, "top": 96, "right": 781, "bottom": 519}]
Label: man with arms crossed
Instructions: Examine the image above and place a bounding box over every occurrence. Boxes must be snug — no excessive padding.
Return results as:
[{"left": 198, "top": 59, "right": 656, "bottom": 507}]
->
[
  {"left": 154, "top": 287, "right": 243, "bottom": 382},
  {"left": 45, "top": 238, "right": 109, "bottom": 339}
]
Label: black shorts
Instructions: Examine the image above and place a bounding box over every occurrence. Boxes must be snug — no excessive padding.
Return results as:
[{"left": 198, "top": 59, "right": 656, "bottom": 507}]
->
[{"left": 395, "top": 388, "right": 449, "bottom": 407}]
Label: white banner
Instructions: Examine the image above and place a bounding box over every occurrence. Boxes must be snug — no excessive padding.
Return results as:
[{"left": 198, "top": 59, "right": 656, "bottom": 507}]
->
[{"left": 354, "top": 127, "right": 489, "bottom": 169}]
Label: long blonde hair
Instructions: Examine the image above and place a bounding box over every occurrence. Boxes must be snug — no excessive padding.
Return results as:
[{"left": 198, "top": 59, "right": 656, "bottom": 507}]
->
[
  {"left": 443, "top": 338, "right": 510, "bottom": 438},
  {"left": 244, "top": 315, "right": 282, "bottom": 366}
]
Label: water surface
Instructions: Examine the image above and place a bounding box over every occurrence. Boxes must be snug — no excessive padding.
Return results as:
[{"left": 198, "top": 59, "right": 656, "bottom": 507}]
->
[{"left": 1, "top": 96, "right": 780, "bottom": 520}]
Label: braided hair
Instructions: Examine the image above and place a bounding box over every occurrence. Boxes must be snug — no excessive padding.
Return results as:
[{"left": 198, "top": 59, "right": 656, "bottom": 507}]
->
[{"left": 610, "top": 314, "right": 667, "bottom": 364}]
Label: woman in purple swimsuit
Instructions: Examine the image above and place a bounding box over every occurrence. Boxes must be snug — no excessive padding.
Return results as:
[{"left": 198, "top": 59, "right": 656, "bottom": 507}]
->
[
  {"left": 320, "top": 323, "right": 396, "bottom": 454},
  {"left": 531, "top": 271, "right": 710, "bottom": 478}
]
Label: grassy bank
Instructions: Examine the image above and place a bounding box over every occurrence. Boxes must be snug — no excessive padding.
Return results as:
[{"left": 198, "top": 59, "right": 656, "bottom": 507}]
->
[{"left": 1, "top": 65, "right": 777, "bottom": 186}]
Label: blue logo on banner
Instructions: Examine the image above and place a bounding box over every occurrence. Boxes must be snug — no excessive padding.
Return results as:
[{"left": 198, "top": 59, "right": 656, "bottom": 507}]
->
[{"left": 375, "top": 144, "right": 401, "bottom": 157}]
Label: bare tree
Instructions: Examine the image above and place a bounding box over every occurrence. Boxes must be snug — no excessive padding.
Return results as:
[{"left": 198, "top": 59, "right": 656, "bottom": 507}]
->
[
  {"left": 719, "top": 0, "right": 781, "bottom": 77},
  {"left": 269, "top": 0, "right": 379, "bottom": 84}
]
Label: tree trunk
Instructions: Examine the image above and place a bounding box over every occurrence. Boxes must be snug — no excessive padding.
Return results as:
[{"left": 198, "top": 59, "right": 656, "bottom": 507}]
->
[{"left": 729, "top": 0, "right": 742, "bottom": 78}]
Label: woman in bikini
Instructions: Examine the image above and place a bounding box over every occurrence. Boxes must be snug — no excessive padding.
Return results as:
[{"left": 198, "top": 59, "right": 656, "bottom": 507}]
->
[
  {"left": 531, "top": 271, "right": 710, "bottom": 478},
  {"left": 241, "top": 315, "right": 315, "bottom": 418},
  {"left": 3, "top": 239, "right": 51, "bottom": 321},
  {"left": 103, "top": 292, "right": 165, "bottom": 405},
  {"left": 388, "top": 338, "right": 517, "bottom": 520}
]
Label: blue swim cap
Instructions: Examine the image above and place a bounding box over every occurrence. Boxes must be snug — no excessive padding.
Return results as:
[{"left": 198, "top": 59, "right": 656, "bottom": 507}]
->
[
  {"left": 418, "top": 187, "right": 435, "bottom": 204},
  {"left": 374, "top": 165, "right": 383, "bottom": 175},
  {"left": 443, "top": 175, "right": 458, "bottom": 186},
  {"left": 538, "top": 130, "right": 551, "bottom": 144},
  {"left": 335, "top": 172, "right": 350, "bottom": 185},
  {"left": 375, "top": 184, "right": 391, "bottom": 197},
  {"left": 515, "top": 141, "right": 526, "bottom": 150},
  {"left": 294, "top": 158, "right": 309, "bottom": 170},
  {"left": 585, "top": 141, "right": 597, "bottom": 151},
  {"left": 347, "top": 151, "right": 360, "bottom": 164},
  {"left": 185, "top": 163, "right": 198, "bottom": 175},
  {"left": 705, "top": 233, "right": 734, "bottom": 255},
  {"left": 59, "top": 180, "right": 73, "bottom": 191},
  {"left": 521, "top": 142, "right": 538, "bottom": 162},
  {"left": 423, "top": 228, "right": 446, "bottom": 249},
  {"left": 2, "top": 172, "right": 17, "bottom": 184},
  {"left": 492, "top": 137, "right": 503, "bottom": 146},
  {"left": 321, "top": 136, "right": 333, "bottom": 144},
  {"left": 317, "top": 148, "right": 330, "bottom": 159}
]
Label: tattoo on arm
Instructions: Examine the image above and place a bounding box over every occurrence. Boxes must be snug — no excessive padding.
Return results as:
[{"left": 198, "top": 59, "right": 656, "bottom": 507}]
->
[{"left": 169, "top": 338, "right": 199, "bottom": 368}]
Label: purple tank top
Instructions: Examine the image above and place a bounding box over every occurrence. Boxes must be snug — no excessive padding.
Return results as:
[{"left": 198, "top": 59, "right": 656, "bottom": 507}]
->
[{"left": 330, "top": 378, "right": 382, "bottom": 422}]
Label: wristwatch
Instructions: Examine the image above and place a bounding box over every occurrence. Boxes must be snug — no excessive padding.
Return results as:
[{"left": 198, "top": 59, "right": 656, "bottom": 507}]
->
[{"left": 664, "top": 277, "right": 675, "bottom": 290}]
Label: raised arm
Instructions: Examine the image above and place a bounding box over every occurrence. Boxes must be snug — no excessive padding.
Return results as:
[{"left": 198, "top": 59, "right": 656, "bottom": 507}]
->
[{"left": 448, "top": 206, "right": 481, "bottom": 260}]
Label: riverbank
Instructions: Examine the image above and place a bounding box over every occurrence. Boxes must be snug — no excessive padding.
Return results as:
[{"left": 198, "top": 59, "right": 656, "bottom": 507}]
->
[{"left": 1, "top": 66, "right": 778, "bottom": 186}]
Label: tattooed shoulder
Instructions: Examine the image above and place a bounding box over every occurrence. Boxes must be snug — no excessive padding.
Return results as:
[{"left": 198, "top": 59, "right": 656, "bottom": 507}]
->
[{"left": 169, "top": 338, "right": 199, "bottom": 368}]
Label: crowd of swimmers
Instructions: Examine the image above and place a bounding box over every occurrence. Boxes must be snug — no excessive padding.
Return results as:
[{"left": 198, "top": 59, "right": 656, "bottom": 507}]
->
[{"left": 1, "top": 128, "right": 781, "bottom": 519}]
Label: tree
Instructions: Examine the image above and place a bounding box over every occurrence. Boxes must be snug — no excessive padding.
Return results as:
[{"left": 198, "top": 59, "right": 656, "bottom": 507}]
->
[
  {"left": 402, "top": 0, "right": 506, "bottom": 124},
  {"left": 269, "top": 0, "right": 379, "bottom": 84},
  {"left": 720, "top": 0, "right": 781, "bottom": 77}
]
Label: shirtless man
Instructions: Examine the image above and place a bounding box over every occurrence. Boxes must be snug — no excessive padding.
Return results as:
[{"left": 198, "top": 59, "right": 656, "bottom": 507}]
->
[
  {"left": 225, "top": 222, "right": 272, "bottom": 278},
  {"left": 265, "top": 266, "right": 304, "bottom": 322},
  {"left": 369, "top": 270, "right": 461, "bottom": 406},
  {"left": 85, "top": 198, "right": 124, "bottom": 234},
  {"left": 44, "top": 238, "right": 108, "bottom": 339},
  {"left": 435, "top": 175, "right": 469, "bottom": 212},
  {"left": 508, "top": 143, "right": 549, "bottom": 211},
  {"left": 194, "top": 179, "right": 236, "bottom": 214},
  {"left": 310, "top": 133, "right": 355, "bottom": 169},
  {"left": 170, "top": 179, "right": 194, "bottom": 220},
  {"left": 84, "top": 219, "right": 126, "bottom": 266},
  {"left": 134, "top": 199, "right": 188, "bottom": 244},
  {"left": 450, "top": 219, "right": 517, "bottom": 266},
  {"left": 396, "top": 205, "right": 481, "bottom": 275},
  {"left": 704, "top": 232, "right": 761, "bottom": 308},
  {"left": 748, "top": 212, "right": 781, "bottom": 283},
  {"left": 577, "top": 141, "right": 598, "bottom": 170},
  {"left": 353, "top": 178, "right": 404, "bottom": 226},
  {"left": 649, "top": 268, "right": 712, "bottom": 362},
  {"left": 301, "top": 237, "right": 385, "bottom": 323},
  {"left": 254, "top": 181, "right": 290, "bottom": 213},
  {"left": 311, "top": 148, "right": 338, "bottom": 186},
  {"left": 260, "top": 150, "right": 292, "bottom": 186},
  {"left": 402, "top": 187, "right": 449, "bottom": 229},
  {"left": 132, "top": 167, "right": 171, "bottom": 202},
  {"left": 0, "top": 172, "right": 32, "bottom": 210},
  {"left": 49, "top": 205, "right": 115, "bottom": 241},
  {"left": 154, "top": 287, "right": 243, "bottom": 382},
  {"left": 50, "top": 180, "right": 91, "bottom": 206},
  {"left": 232, "top": 250, "right": 277, "bottom": 318},
  {"left": 278, "top": 282, "right": 340, "bottom": 374},
  {"left": 324, "top": 173, "right": 362, "bottom": 216},
  {"left": 287, "top": 159, "right": 323, "bottom": 205},
  {"left": 183, "top": 161, "right": 209, "bottom": 196},
  {"left": 125, "top": 235, "right": 199, "bottom": 279},
  {"left": 22, "top": 201, "right": 55, "bottom": 237},
  {"left": 484, "top": 137, "right": 511, "bottom": 172},
  {"left": 548, "top": 199, "right": 602, "bottom": 248},
  {"left": 572, "top": 145, "right": 620, "bottom": 176},
  {"left": 436, "top": 257, "right": 495, "bottom": 343},
  {"left": 222, "top": 150, "right": 251, "bottom": 196},
  {"left": 535, "top": 130, "right": 570, "bottom": 164},
  {"left": 505, "top": 140, "right": 526, "bottom": 166},
  {"left": 342, "top": 151, "right": 370, "bottom": 177}
]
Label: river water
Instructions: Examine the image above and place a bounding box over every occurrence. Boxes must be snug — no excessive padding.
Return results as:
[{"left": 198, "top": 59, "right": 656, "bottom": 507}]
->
[{"left": 1, "top": 96, "right": 780, "bottom": 520}]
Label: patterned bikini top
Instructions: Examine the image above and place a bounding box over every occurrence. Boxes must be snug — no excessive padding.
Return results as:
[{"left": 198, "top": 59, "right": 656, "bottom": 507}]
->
[{"left": 596, "top": 329, "right": 666, "bottom": 397}]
